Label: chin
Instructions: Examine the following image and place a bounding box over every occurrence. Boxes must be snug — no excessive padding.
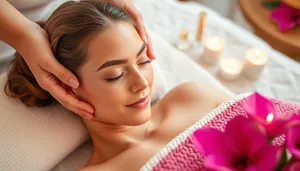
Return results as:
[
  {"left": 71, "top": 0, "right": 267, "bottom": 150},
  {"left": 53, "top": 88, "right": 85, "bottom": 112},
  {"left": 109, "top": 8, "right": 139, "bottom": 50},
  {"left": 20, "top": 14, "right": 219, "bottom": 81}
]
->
[{"left": 125, "top": 108, "right": 152, "bottom": 126}]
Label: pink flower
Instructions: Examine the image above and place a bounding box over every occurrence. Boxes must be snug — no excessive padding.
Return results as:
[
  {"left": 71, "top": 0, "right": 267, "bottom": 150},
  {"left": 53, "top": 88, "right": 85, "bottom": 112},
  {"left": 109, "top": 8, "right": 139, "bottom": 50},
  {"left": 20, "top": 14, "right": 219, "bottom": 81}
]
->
[
  {"left": 271, "top": 3, "right": 300, "bottom": 31},
  {"left": 192, "top": 116, "right": 282, "bottom": 171},
  {"left": 282, "top": 160, "right": 300, "bottom": 171},
  {"left": 243, "top": 92, "right": 295, "bottom": 138},
  {"left": 286, "top": 122, "right": 300, "bottom": 160}
]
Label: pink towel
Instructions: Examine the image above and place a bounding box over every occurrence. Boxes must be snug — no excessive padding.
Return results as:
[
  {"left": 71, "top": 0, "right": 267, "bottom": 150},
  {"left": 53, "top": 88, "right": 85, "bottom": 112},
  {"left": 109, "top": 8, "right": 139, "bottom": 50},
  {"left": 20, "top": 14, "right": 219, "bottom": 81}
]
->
[{"left": 141, "top": 93, "right": 300, "bottom": 171}]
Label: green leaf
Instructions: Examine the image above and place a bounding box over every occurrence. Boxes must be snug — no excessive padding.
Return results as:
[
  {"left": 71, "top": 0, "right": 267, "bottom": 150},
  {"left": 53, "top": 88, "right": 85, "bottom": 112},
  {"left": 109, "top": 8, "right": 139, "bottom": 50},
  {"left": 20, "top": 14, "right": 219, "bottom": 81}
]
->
[
  {"left": 262, "top": 2, "right": 281, "bottom": 9},
  {"left": 275, "top": 147, "right": 287, "bottom": 171}
]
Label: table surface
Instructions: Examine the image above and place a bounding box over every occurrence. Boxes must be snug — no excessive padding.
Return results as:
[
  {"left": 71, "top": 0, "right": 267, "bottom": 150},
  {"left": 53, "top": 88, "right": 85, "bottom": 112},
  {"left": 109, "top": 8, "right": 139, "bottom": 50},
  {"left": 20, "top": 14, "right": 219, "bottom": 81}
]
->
[{"left": 239, "top": 0, "right": 300, "bottom": 61}]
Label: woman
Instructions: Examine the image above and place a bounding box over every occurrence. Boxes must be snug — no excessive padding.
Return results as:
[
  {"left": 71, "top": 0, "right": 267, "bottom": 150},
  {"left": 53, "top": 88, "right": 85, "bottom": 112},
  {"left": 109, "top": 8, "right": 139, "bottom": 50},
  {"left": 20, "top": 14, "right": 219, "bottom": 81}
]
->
[
  {"left": 5, "top": 1, "right": 230, "bottom": 170},
  {"left": 0, "top": 0, "right": 154, "bottom": 120}
]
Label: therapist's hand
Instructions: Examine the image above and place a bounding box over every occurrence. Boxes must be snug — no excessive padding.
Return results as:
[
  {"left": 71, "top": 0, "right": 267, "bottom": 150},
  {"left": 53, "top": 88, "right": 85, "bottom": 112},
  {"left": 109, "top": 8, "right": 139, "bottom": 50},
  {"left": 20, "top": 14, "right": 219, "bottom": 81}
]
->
[
  {"left": 19, "top": 23, "right": 94, "bottom": 120},
  {"left": 106, "top": 0, "right": 155, "bottom": 59}
]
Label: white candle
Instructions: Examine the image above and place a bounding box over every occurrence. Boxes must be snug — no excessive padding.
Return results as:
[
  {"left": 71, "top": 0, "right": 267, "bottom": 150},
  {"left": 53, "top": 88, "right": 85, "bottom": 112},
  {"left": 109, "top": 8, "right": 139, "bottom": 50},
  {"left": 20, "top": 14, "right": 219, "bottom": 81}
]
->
[
  {"left": 219, "top": 57, "right": 243, "bottom": 81},
  {"left": 243, "top": 48, "right": 269, "bottom": 80},
  {"left": 202, "top": 35, "right": 224, "bottom": 65}
]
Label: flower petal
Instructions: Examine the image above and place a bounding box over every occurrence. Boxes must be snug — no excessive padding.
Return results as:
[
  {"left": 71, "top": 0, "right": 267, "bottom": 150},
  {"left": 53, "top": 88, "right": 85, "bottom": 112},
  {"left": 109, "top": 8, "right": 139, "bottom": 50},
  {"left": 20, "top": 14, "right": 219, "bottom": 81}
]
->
[
  {"left": 192, "top": 128, "right": 230, "bottom": 157},
  {"left": 270, "top": 3, "right": 297, "bottom": 31},
  {"left": 285, "top": 114, "right": 300, "bottom": 129},
  {"left": 265, "top": 119, "right": 289, "bottom": 137},
  {"left": 271, "top": 3, "right": 296, "bottom": 20},
  {"left": 297, "top": 10, "right": 300, "bottom": 24},
  {"left": 286, "top": 123, "right": 300, "bottom": 160},
  {"left": 204, "top": 155, "right": 235, "bottom": 171},
  {"left": 245, "top": 167, "right": 257, "bottom": 171},
  {"left": 224, "top": 116, "right": 268, "bottom": 157},
  {"left": 243, "top": 93, "right": 277, "bottom": 124},
  {"left": 278, "top": 21, "right": 296, "bottom": 31},
  {"left": 250, "top": 145, "right": 282, "bottom": 171},
  {"left": 282, "top": 161, "right": 300, "bottom": 171}
]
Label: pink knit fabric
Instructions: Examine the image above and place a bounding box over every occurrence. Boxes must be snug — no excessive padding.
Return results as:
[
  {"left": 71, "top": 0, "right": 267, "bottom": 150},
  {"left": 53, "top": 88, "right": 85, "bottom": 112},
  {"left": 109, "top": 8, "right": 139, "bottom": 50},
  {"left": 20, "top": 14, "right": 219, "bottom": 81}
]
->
[{"left": 149, "top": 96, "right": 300, "bottom": 171}]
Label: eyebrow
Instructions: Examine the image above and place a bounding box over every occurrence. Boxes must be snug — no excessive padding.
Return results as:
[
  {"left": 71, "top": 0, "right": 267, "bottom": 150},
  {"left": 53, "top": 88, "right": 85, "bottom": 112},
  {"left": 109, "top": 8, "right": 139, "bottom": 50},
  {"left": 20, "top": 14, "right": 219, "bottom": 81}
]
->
[{"left": 95, "top": 43, "right": 147, "bottom": 72}]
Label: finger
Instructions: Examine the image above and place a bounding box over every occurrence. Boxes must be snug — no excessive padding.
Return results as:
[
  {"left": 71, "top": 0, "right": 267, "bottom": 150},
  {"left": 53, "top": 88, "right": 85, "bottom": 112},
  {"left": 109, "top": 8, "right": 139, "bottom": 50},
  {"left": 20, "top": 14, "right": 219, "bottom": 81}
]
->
[
  {"left": 124, "top": 3, "right": 148, "bottom": 44},
  {"left": 43, "top": 74, "right": 95, "bottom": 114},
  {"left": 145, "top": 30, "right": 156, "bottom": 60},
  {"left": 124, "top": 3, "right": 156, "bottom": 59},
  {"left": 51, "top": 85, "right": 94, "bottom": 114},
  {"left": 60, "top": 100, "right": 94, "bottom": 121},
  {"left": 41, "top": 57, "right": 80, "bottom": 89}
]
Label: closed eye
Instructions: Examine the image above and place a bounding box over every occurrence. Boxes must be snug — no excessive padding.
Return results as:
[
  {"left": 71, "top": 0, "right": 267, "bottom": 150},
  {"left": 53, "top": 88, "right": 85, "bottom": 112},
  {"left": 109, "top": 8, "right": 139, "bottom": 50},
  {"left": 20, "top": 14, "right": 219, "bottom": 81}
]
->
[
  {"left": 106, "top": 72, "right": 124, "bottom": 82},
  {"left": 105, "top": 60, "right": 151, "bottom": 82},
  {"left": 139, "top": 60, "right": 152, "bottom": 65}
]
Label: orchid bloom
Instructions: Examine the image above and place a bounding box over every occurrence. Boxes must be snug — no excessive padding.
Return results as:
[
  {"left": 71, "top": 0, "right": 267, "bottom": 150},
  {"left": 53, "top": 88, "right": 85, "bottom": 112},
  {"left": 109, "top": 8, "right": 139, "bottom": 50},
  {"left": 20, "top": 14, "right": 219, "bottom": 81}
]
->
[
  {"left": 192, "top": 116, "right": 281, "bottom": 171},
  {"left": 242, "top": 92, "right": 297, "bottom": 138},
  {"left": 282, "top": 160, "right": 300, "bottom": 171},
  {"left": 271, "top": 3, "right": 300, "bottom": 31},
  {"left": 286, "top": 122, "right": 300, "bottom": 160}
]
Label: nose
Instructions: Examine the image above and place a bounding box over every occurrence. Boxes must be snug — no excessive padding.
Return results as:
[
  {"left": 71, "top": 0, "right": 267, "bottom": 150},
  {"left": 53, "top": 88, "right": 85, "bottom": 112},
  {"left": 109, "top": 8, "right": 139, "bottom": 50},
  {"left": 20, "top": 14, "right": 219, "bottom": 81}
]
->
[{"left": 130, "top": 70, "right": 149, "bottom": 93}]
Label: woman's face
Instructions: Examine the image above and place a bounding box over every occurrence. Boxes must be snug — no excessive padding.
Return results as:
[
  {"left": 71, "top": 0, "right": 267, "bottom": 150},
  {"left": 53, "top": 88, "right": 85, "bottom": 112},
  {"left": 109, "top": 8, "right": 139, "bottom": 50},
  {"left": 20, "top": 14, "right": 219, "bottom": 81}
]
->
[{"left": 74, "top": 21, "right": 153, "bottom": 126}]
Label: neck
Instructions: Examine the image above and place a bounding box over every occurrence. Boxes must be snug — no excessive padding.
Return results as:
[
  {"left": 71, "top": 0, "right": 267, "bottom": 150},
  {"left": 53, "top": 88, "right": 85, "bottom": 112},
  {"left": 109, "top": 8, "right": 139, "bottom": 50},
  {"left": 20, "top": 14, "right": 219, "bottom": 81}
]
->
[{"left": 84, "top": 118, "right": 153, "bottom": 163}]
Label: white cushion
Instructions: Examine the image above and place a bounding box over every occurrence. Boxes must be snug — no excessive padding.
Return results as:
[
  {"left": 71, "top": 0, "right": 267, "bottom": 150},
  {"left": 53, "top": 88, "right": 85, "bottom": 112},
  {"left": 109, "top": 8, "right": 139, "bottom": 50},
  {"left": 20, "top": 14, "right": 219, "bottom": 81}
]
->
[{"left": 0, "top": 73, "right": 89, "bottom": 171}]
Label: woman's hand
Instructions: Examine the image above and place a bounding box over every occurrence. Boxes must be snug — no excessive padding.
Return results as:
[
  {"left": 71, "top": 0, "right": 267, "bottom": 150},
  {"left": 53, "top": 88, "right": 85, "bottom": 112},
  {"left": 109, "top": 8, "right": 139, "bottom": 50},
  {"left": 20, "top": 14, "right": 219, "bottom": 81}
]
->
[
  {"left": 19, "top": 23, "right": 95, "bottom": 120},
  {"left": 106, "top": 0, "right": 156, "bottom": 59}
]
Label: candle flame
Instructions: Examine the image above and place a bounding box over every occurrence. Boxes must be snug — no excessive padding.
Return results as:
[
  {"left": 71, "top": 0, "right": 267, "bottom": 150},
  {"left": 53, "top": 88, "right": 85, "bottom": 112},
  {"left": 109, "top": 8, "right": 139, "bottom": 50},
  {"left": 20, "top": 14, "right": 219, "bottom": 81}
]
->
[
  {"left": 228, "top": 60, "right": 237, "bottom": 67},
  {"left": 266, "top": 113, "right": 274, "bottom": 123},
  {"left": 180, "top": 29, "right": 189, "bottom": 40},
  {"left": 254, "top": 50, "right": 262, "bottom": 60},
  {"left": 212, "top": 37, "right": 221, "bottom": 44},
  {"left": 205, "top": 36, "right": 224, "bottom": 51}
]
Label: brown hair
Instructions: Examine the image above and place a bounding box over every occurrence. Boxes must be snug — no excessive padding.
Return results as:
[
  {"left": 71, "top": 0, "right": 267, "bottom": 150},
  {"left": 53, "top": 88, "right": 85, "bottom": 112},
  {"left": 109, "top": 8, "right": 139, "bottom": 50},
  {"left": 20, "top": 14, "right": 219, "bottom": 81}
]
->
[{"left": 5, "top": 0, "right": 135, "bottom": 107}]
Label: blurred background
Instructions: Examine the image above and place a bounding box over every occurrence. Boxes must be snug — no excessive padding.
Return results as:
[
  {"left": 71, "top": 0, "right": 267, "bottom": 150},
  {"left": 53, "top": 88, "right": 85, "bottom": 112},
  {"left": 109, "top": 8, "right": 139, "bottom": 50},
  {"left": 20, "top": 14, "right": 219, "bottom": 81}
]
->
[{"left": 177, "top": 0, "right": 300, "bottom": 62}]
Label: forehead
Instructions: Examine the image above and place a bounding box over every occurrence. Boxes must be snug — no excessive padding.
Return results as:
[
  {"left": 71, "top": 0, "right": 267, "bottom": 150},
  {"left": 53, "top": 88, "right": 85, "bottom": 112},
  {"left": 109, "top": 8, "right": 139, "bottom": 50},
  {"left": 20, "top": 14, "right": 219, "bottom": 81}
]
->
[{"left": 86, "top": 22, "right": 143, "bottom": 63}]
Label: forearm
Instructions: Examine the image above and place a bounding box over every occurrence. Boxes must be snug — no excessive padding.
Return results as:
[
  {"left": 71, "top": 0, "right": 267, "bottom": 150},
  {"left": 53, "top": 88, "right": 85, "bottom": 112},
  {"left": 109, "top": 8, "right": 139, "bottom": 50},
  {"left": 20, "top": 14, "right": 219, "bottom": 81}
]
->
[{"left": 0, "top": 0, "right": 35, "bottom": 50}]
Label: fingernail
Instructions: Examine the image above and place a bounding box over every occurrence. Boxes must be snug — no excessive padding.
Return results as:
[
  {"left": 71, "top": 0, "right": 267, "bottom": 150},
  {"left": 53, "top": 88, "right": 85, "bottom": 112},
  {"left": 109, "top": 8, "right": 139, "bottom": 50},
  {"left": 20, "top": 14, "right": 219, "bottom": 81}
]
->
[
  {"left": 153, "top": 53, "right": 156, "bottom": 59},
  {"left": 143, "top": 36, "right": 148, "bottom": 44},
  {"left": 151, "top": 49, "right": 156, "bottom": 59},
  {"left": 85, "top": 108, "right": 94, "bottom": 113},
  {"left": 69, "top": 78, "right": 79, "bottom": 88}
]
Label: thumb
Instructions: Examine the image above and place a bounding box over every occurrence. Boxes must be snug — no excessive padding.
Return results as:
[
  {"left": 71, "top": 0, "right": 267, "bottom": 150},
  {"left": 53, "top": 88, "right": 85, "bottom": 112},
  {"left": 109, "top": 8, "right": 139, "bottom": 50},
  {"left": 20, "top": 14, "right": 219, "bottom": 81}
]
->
[{"left": 42, "top": 58, "right": 79, "bottom": 89}]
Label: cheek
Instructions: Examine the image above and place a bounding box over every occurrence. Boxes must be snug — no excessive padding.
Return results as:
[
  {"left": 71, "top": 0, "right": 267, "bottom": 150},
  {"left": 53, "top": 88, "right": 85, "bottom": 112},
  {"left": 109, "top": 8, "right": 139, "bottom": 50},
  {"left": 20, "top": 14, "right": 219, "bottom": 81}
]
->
[{"left": 87, "top": 83, "right": 125, "bottom": 106}]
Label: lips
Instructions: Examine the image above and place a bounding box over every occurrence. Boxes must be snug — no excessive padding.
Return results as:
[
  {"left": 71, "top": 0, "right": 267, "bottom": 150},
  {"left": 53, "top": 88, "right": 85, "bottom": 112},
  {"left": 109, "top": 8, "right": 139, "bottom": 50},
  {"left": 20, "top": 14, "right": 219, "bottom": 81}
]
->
[{"left": 127, "top": 95, "right": 148, "bottom": 106}]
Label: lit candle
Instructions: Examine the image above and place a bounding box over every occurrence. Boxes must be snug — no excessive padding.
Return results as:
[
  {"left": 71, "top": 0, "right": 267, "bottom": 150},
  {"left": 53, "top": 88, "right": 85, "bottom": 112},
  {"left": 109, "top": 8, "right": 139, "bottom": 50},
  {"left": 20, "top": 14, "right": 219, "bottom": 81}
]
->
[
  {"left": 202, "top": 35, "right": 224, "bottom": 65},
  {"left": 176, "top": 28, "right": 191, "bottom": 50},
  {"left": 219, "top": 57, "right": 243, "bottom": 81},
  {"left": 243, "top": 48, "right": 269, "bottom": 80}
]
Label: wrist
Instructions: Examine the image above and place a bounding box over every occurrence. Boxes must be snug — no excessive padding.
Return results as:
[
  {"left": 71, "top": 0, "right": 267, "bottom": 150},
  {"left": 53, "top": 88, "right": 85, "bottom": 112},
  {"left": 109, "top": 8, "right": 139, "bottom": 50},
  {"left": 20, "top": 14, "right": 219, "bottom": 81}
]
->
[
  {"left": 13, "top": 22, "right": 41, "bottom": 57},
  {"left": 0, "top": 0, "right": 37, "bottom": 50}
]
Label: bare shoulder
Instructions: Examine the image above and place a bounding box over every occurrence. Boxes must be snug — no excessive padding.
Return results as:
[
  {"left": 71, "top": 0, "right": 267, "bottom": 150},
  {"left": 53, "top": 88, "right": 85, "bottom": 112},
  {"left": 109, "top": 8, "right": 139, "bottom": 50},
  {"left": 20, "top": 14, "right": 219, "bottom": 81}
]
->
[
  {"left": 159, "top": 82, "right": 231, "bottom": 110},
  {"left": 77, "top": 83, "right": 232, "bottom": 171}
]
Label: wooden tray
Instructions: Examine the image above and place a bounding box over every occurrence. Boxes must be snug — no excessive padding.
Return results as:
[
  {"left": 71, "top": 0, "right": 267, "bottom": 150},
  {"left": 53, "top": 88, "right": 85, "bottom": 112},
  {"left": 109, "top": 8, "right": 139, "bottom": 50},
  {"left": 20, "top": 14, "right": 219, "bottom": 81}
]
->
[{"left": 239, "top": 0, "right": 300, "bottom": 62}]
